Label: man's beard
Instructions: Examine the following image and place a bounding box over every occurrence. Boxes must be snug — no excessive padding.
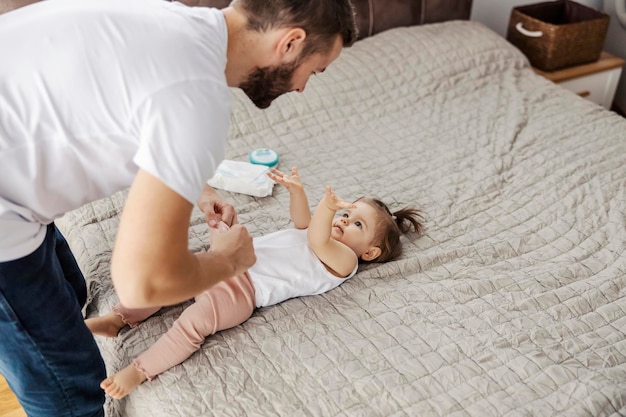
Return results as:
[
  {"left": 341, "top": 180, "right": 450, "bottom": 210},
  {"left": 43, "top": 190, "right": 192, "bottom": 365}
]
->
[{"left": 239, "top": 60, "right": 299, "bottom": 109}]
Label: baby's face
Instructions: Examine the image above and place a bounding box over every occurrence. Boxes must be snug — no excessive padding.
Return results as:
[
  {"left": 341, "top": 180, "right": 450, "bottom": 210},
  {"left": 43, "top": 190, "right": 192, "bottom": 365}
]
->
[{"left": 330, "top": 201, "right": 378, "bottom": 256}]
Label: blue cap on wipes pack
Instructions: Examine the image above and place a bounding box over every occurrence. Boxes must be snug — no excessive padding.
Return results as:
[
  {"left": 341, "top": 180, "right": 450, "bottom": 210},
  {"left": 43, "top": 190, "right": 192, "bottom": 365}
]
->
[{"left": 249, "top": 148, "right": 279, "bottom": 168}]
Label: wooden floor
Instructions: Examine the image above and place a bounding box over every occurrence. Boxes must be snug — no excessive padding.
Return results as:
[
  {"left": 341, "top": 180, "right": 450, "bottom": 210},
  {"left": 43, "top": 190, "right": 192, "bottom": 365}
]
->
[{"left": 0, "top": 375, "right": 25, "bottom": 417}]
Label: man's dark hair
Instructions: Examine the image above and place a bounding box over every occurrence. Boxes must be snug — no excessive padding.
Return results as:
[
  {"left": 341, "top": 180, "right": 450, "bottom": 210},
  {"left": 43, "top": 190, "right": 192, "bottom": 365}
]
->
[{"left": 232, "top": 0, "right": 358, "bottom": 57}]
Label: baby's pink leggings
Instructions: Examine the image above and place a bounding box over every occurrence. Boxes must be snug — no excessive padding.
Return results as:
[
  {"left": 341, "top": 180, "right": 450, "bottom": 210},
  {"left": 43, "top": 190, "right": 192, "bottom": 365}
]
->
[{"left": 112, "top": 272, "right": 255, "bottom": 380}]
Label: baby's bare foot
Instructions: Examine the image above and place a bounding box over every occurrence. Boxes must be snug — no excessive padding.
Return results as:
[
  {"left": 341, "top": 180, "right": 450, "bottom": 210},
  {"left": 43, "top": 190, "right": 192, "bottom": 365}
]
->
[
  {"left": 100, "top": 364, "right": 147, "bottom": 399},
  {"left": 85, "top": 311, "right": 126, "bottom": 337}
]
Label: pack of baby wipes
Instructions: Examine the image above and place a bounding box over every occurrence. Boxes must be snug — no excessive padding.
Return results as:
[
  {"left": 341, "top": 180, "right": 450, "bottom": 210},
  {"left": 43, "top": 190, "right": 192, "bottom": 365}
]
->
[{"left": 207, "top": 160, "right": 275, "bottom": 197}]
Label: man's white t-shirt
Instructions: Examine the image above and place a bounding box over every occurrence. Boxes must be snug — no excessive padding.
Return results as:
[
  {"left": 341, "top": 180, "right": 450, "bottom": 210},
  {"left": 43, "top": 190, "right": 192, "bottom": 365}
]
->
[{"left": 0, "top": 0, "right": 232, "bottom": 261}]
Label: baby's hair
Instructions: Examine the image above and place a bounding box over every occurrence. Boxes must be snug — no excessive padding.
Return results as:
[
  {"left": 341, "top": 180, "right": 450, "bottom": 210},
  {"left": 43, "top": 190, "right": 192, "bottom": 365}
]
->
[{"left": 356, "top": 197, "right": 425, "bottom": 263}]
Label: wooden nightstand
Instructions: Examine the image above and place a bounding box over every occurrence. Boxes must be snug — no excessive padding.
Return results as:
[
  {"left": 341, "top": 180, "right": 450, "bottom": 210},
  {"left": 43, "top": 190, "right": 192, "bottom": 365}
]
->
[{"left": 533, "top": 51, "right": 625, "bottom": 110}]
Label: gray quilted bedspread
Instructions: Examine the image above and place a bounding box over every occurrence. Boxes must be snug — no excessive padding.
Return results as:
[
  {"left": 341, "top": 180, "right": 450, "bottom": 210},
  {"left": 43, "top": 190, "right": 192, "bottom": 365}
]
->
[{"left": 57, "top": 21, "right": 626, "bottom": 417}]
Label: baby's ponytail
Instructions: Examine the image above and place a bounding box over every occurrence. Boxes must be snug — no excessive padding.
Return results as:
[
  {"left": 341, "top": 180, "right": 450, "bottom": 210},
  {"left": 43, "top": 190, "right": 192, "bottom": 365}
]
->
[{"left": 392, "top": 207, "right": 425, "bottom": 236}]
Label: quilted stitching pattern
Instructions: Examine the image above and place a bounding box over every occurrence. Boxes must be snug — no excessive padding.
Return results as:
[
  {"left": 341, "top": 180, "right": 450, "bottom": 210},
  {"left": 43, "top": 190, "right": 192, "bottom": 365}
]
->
[{"left": 57, "top": 21, "right": 626, "bottom": 416}]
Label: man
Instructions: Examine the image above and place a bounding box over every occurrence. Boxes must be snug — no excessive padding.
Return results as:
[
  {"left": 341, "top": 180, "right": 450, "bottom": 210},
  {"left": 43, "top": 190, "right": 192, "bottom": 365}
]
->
[{"left": 0, "top": 0, "right": 358, "bottom": 415}]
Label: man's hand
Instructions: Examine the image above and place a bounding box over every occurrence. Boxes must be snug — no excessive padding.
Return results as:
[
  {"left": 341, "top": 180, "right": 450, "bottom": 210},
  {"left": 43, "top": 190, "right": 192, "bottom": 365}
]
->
[
  {"left": 197, "top": 184, "right": 238, "bottom": 227},
  {"left": 113, "top": 171, "right": 249, "bottom": 308},
  {"left": 207, "top": 223, "right": 256, "bottom": 276}
]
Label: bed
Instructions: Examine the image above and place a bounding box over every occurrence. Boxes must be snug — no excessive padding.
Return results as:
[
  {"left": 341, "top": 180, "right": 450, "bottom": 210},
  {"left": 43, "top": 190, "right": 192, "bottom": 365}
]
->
[{"left": 35, "top": 0, "right": 626, "bottom": 415}]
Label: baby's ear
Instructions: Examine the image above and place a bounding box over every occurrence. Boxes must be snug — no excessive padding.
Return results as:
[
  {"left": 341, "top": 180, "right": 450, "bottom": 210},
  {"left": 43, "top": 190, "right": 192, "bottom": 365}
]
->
[{"left": 360, "top": 246, "right": 381, "bottom": 262}]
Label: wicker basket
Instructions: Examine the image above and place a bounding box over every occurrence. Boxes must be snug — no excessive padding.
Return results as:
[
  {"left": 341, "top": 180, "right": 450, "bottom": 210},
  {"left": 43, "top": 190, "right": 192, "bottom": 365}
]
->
[{"left": 506, "top": 0, "right": 609, "bottom": 72}]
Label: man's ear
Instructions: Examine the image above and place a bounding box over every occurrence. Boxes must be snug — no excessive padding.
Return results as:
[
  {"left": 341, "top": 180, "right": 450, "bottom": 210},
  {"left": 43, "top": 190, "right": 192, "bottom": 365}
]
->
[
  {"left": 360, "top": 246, "right": 382, "bottom": 262},
  {"left": 276, "top": 28, "right": 306, "bottom": 61}
]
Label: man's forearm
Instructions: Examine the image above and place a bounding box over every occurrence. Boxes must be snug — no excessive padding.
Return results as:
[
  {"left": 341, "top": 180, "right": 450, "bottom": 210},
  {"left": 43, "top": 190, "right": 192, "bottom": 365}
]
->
[{"left": 113, "top": 249, "right": 235, "bottom": 308}]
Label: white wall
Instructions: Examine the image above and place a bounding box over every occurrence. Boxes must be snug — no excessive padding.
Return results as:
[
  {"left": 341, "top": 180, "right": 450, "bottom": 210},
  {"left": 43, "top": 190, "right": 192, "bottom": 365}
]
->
[{"left": 470, "top": 0, "right": 626, "bottom": 111}]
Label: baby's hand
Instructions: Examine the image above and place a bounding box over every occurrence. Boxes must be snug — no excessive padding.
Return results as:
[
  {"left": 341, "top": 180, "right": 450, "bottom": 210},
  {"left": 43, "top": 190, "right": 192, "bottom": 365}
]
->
[
  {"left": 323, "top": 186, "right": 355, "bottom": 211},
  {"left": 267, "top": 167, "right": 303, "bottom": 193}
]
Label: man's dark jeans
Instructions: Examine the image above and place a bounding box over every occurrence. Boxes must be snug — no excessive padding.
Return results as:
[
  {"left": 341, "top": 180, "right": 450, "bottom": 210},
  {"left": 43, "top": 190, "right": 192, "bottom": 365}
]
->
[{"left": 0, "top": 224, "right": 105, "bottom": 417}]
